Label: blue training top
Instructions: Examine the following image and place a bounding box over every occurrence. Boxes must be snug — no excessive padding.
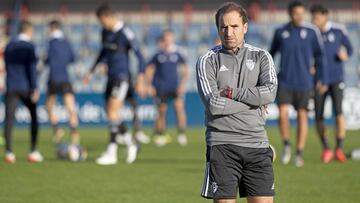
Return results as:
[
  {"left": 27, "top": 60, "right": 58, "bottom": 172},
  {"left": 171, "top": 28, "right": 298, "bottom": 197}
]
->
[
  {"left": 270, "top": 22, "right": 328, "bottom": 91},
  {"left": 5, "top": 35, "right": 37, "bottom": 93},
  {"left": 318, "top": 22, "right": 353, "bottom": 84},
  {"left": 46, "top": 34, "right": 75, "bottom": 84},
  {"left": 148, "top": 47, "right": 186, "bottom": 93},
  {"left": 93, "top": 22, "right": 145, "bottom": 82}
]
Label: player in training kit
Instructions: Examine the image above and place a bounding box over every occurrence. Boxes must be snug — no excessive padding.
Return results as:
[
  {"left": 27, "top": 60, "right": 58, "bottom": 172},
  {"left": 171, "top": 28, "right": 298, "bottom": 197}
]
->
[
  {"left": 84, "top": 5, "right": 146, "bottom": 165},
  {"left": 197, "top": 3, "right": 277, "bottom": 202},
  {"left": 44, "top": 20, "right": 83, "bottom": 161},
  {"left": 270, "top": 1, "right": 328, "bottom": 167},
  {"left": 146, "top": 31, "right": 189, "bottom": 147},
  {"left": 311, "top": 4, "right": 353, "bottom": 163},
  {"left": 3, "top": 21, "right": 43, "bottom": 163}
]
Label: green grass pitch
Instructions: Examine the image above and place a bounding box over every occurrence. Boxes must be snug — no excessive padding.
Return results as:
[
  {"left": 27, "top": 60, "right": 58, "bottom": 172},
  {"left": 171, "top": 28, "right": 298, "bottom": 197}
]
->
[{"left": 0, "top": 127, "right": 359, "bottom": 203}]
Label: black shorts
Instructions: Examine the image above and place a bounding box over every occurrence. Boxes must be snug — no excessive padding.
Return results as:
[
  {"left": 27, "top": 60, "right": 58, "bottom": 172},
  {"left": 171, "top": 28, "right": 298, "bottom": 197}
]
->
[
  {"left": 155, "top": 91, "right": 182, "bottom": 104},
  {"left": 315, "top": 81, "right": 344, "bottom": 121},
  {"left": 47, "top": 82, "right": 73, "bottom": 95},
  {"left": 201, "top": 145, "right": 275, "bottom": 199},
  {"left": 276, "top": 86, "right": 313, "bottom": 110},
  {"left": 105, "top": 80, "right": 129, "bottom": 102}
]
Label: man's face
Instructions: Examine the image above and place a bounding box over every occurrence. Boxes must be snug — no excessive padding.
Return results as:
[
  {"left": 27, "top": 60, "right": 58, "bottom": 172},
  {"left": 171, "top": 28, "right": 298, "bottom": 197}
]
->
[
  {"left": 163, "top": 32, "right": 174, "bottom": 48},
  {"left": 218, "top": 10, "right": 248, "bottom": 50},
  {"left": 290, "top": 6, "right": 305, "bottom": 26},
  {"left": 27, "top": 27, "right": 34, "bottom": 39},
  {"left": 98, "top": 15, "right": 114, "bottom": 30},
  {"left": 312, "top": 13, "right": 328, "bottom": 29}
]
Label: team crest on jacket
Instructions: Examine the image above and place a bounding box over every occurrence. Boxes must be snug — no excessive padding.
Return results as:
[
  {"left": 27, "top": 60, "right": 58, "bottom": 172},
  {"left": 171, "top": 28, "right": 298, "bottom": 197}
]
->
[
  {"left": 246, "top": 59, "right": 255, "bottom": 71},
  {"left": 328, "top": 32, "right": 335, "bottom": 42},
  {"left": 300, "top": 29, "right": 307, "bottom": 39}
]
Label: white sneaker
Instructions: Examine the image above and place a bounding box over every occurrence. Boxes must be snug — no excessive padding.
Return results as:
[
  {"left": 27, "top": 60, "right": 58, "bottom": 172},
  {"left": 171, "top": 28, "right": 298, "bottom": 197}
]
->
[
  {"left": 281, "top": 145, "right": 291, "bottom": 165},
  {"left": 154, "top": 134, "right": 172, "bottom": 147},
  {"left": 27, "top": 151, "right": 44, "bottom": 163},
  {"left": 177, "top": 134, "right": 188, "bottom": 146},
  {"left": 126, "top": 144, "right": 139, "bottom": 164},
  {"left": 135, "top": 131, "right": 150, "bottom": 144},
  {"left": 4, "top": 152, "right": 16, "bottom": 164},
  {"left": 69, "top": 145, "right": 80, "bottom": 162},
  {"left": 96, "top": 143, "right": 118, "bottom": 165},
  {"left": 294, "top": 155, "right": 304, "bottom": 167}
]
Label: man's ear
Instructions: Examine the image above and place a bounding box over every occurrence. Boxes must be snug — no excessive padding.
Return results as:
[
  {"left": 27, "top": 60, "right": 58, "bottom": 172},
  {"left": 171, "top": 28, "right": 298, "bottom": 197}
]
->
[{"left": 244, "top": 22, "right": 248, "bottom": 34}]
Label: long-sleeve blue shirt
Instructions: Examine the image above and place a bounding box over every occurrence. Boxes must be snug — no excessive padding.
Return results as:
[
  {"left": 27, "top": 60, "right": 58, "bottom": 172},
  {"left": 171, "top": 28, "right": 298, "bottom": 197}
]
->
[
  {"left": 148, "top": 47, "right": 186, "bottom": 93},
  {"left": 46, "top": 35, "right": 75, "bottom": 84},
  {"left": 92, "top": 22, "right": 145, "bottom": 81},
  {"left": 4, "top": 35, "right": 37, "bottom": 93},
  {"left": 270, "top": 22, "right": 327, "bottom": 91},
  {"left": 319, "top": 22, "right": 353, "bottom": 84}
]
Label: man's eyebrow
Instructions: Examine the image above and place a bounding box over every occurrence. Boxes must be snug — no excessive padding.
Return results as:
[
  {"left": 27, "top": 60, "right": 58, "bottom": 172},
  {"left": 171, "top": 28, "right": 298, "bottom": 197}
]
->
[{"left": 221, "top": 24, "right": 239, "bottom": 27}]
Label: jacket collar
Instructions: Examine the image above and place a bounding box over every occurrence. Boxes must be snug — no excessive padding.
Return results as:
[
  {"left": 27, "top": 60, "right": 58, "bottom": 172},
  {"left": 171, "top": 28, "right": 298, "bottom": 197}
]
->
[
  {"left": 18, "top": 33, "right": 31, "bottom": 42},
  {"left": 50, "top": 29, "right": 64, "bottom": 39}
]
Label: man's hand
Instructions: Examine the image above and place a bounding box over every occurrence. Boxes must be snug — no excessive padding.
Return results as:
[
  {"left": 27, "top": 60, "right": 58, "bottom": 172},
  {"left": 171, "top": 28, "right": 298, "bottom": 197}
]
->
[
  {"left": 220, "top": 87, "right": 233, "bottom": 99},
  {"left": 135, "top": 74, "right": 147, "bottom": 98},
  {"left": 338, "top": 47, "right": 349, "bottom": 62},
  {"left": 83, "top": 73, "right": 93, "bottom": 85},
  {"left": 310, "top": 65, "right": 316, "bottom": 76},
  {"left": 31, "top": 89, "right": 40, "bottom": 103},
  {"left": 316, "top": 81, "right": 328, "bottom": 95}
]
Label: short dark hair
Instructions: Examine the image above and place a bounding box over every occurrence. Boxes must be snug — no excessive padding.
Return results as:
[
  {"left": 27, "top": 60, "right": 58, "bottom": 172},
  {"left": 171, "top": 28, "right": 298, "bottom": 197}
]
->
[
  {"left": 288, "top": 1, "right": 305, "bottom": 15},
  {"left": 310, "top": 4, "right": 329, "bottom": 15},
  {"left": 215, "top": 2, "right": 248, "bottom": 29},
  {"left": 19, "top": 20, "right": 32, "bottom": 33},
  {"left": 96, "top": 4, "right": 114, "bottom": 17},
  {"left": 48, "top": 19, "right": 62, "bottom": 29}
]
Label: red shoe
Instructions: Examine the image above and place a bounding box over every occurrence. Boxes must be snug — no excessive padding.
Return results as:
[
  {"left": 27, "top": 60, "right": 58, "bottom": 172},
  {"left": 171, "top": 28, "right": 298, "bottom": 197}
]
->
[
  {"left": 321, "top": 149, "right": 334, "bottom": 164},
  {"left": 335, "top": 148, "right": 347, "bottom": 163}
]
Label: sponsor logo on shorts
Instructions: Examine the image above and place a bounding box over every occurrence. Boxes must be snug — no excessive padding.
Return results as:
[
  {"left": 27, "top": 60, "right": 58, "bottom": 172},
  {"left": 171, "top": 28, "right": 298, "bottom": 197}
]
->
[{"left": 272, "top": 183, "right": 275, "bottom": 190}]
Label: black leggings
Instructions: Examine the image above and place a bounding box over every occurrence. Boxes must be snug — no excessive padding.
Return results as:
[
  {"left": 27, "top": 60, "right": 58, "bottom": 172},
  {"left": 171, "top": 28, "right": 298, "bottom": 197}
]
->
[{"left": 3, "top": 92, "right": 39, "bottom": 153}]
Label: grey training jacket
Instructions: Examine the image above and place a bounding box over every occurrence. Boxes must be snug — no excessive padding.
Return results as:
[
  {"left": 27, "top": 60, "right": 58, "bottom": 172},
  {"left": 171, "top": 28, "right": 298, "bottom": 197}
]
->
[{"left": 196, "top": 43, "right": 278, "bottom": 148}]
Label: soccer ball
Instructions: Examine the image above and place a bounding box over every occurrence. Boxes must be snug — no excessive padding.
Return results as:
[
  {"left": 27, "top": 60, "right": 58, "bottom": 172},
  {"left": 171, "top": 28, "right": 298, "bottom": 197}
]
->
[{"left": 56, "top": 143, "right": 88, "bottom": 162}]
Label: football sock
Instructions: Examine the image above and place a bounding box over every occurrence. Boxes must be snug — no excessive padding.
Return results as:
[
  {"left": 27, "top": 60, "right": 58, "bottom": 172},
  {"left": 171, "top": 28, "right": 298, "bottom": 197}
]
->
[
  {"left": 118, "top": 122, "right": 127, "bottom": 134},
  {"left": 296, "top": 149, "right": 303, "bottom": 157},
  {"left": 155, "top": 129, "right": 164, "bottom": 136},
  {"left": 178, "top": 128, "right": 185, "bottom": 134},
  {"left": 283, "top": 139, "right": 290, "bottom": 147},
  {"left": 70, "top": 127, "right": 80, "bottom": 145},
  {"left": 107, "top": 143, "right": 118, "bottom": 155},
  {"left": 320, "top": 136, "right": 330, "bottom": 149},
  {"left": 109, "top": 121, "right": 121, "bottom": 143},
  {"left": 30, "top": 115, "right": 38, "bottom": 152},
  {"left": 336, "top": 137, "right": 344, "bottom": 149},
  {"left": 52, "top": 124, "right": 59, "bottom": 133}
]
